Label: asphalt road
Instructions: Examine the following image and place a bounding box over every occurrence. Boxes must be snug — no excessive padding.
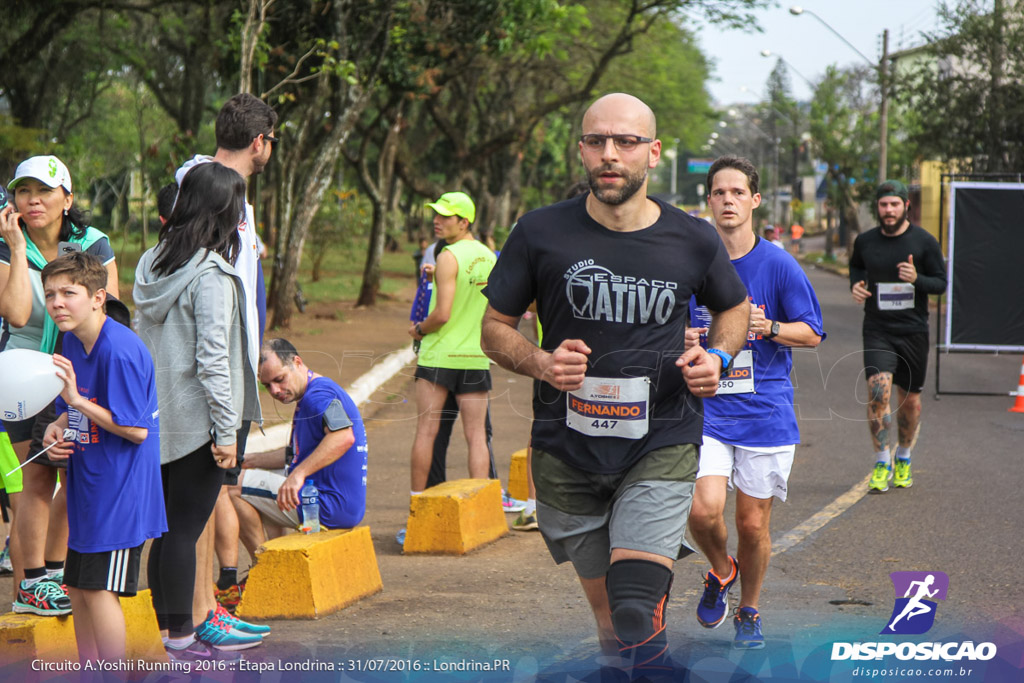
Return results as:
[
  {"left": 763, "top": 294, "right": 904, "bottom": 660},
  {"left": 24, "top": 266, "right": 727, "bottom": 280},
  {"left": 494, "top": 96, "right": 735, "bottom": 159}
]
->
[{"left": 654, "top": 262, "right": 1024, "bottom": 681}]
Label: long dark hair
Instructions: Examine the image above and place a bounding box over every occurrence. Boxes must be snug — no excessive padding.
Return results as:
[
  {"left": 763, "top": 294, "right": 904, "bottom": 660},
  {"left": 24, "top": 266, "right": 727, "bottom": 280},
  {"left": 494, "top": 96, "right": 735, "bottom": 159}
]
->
[
  {"left": 151, "top": 162, "right": 244, "bottom": 276},
  {"left": 60, "top": 203, "right": 88, "bottom": 241},
  {"left": 15, "top": 189, "right": 87, "bottom": 241}
]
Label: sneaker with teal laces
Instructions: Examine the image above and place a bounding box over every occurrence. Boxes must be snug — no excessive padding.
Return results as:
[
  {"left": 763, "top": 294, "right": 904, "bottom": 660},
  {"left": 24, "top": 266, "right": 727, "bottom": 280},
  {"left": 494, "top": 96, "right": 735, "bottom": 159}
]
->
[
  {"left": 696, "top": 556, "right": 738, "bottom": 629},
  {"left": 893, "top": 458, "right": 913, "bottom": 488},
  {"left": 868, "top": 462, "right": 892, "bottom": 493},
  {"left": 215, "top": 604, "right": 271, "bottom": 636},
  {"left": 733, "top": 606, "right": 765, "bottom": 649},
  {"left": 13, "top": 578, "right": 72, "bottom": 616},
  {"left": 195, "top": 609, "right": 263, "bottom": 651}
]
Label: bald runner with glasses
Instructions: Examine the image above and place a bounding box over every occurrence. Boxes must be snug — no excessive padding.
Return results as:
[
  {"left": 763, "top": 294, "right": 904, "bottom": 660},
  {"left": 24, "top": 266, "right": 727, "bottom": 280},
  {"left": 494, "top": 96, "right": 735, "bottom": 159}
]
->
[{"left": 482, "top": 93, "right": 749, "bottom": 675}]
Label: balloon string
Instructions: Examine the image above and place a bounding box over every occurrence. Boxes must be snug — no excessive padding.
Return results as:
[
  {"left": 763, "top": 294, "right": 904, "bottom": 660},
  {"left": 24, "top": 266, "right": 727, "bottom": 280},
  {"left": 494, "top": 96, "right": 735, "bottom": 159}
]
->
[{"left": 5, "top": 440, "right": 61, "bottom": 477}]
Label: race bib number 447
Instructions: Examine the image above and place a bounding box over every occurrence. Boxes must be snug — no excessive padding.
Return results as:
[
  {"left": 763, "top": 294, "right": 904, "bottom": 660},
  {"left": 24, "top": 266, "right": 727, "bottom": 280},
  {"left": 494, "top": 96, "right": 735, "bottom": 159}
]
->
[{"left": 566, "top": 376, "right": 650, "bottom": 439}]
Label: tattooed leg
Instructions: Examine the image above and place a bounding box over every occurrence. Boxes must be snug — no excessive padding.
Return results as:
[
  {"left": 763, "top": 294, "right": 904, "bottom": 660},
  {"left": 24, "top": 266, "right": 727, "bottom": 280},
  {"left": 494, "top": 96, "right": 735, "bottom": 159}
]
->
[
  {"left": 867, "top": 373, "right": 893, "bottom": 452},
  {"left": 894, "top": 386, "right": 922, "bottom": 449}
]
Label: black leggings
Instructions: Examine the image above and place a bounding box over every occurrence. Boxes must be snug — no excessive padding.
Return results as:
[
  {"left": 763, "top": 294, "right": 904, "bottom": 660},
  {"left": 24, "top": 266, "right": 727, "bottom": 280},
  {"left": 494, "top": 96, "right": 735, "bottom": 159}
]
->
[{"left": 148, "top": 441, "right": 224, "bottom": 636}]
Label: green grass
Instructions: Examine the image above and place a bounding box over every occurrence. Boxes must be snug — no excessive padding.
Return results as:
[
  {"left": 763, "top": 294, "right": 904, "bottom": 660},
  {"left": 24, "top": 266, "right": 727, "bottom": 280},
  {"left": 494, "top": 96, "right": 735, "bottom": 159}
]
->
[
  {"left": 802, "top": 250, "right": 842, "bottom": 266},
  {"left": 107, "top": 232, "right": 417, "bottom": 305}
]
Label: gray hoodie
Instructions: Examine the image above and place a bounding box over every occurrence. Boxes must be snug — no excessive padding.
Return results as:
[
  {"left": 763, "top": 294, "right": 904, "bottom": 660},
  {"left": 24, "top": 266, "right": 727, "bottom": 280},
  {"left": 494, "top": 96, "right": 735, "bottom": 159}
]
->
[{"left": 133, "top": 247, "right": 261, "bottom": 465}]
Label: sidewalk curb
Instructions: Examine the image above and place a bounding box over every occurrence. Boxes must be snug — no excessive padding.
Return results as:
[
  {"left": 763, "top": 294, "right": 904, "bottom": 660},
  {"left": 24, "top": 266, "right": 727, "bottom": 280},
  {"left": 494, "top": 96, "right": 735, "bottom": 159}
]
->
[
  {"left": 246, "top": 345, "right": 416, "bottom": 454},
  {"left": 799, "top": 255, "right": 849, "bottom": 278}
]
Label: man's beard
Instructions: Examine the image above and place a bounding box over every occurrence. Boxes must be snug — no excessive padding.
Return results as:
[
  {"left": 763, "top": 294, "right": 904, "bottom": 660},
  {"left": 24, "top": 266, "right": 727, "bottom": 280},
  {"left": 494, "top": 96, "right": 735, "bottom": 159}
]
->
[
  {"left": 586, "top": 164, "right": 647, "bottom": 206},
  {"left": 880, "top": 206, "right": 909, "bottom": 234}
]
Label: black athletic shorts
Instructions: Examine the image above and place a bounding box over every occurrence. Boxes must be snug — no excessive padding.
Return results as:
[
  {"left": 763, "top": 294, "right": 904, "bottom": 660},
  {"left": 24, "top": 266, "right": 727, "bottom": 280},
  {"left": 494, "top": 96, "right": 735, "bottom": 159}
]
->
[
  {"left": 223, "top": 422, "right": 250, "bottom": 487},
  {"left": 65, "top": 544, "right": 144, "bottom": 597},
  {"left": 414, "top": 365, "right": 492, "bottom": 394},
  {"left": 863, "top": 328, "right": 929, "bottom": 393},
  {"left": 0, "top": 400, "right": 67, "bottom": 468}
]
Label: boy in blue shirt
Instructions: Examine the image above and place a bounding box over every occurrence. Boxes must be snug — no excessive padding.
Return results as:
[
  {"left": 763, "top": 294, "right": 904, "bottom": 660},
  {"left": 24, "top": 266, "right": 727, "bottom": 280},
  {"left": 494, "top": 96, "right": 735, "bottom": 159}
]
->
[
  {"left": 40, "top": 252, "right": 166, "bottom": 664},
  {"left": 687, "top": 157, "right": 825, "bottom": 649}
]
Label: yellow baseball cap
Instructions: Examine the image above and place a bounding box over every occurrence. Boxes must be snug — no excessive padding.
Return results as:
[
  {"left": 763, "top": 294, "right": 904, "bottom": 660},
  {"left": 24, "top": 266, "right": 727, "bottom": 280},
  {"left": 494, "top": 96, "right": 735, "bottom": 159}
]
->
[{"left": 426, "top": 191, "right": 475, "bottom": 223}]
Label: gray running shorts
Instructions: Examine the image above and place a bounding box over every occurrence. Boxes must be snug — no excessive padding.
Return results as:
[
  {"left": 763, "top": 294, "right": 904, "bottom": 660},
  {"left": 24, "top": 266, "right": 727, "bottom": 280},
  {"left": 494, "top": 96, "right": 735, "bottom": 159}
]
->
[{"left": 533, "top": 444, "right": 698, "bottom": 579}]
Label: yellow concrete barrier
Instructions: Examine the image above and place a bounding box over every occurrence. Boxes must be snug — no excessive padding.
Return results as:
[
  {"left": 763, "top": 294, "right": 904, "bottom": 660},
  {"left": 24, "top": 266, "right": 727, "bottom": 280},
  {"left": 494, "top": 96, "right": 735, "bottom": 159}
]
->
[
  {"left": 237, "top": 526, "right": 382, "bottom": 620},
  {"left": 0, "top": 589, "right": 165, "bottom": 667},
  {"left": 507, "top": 448, "right": 529, "bottom": 501},
  {"left": 403, "top": 479, "right": 508, "bottom": 554}
]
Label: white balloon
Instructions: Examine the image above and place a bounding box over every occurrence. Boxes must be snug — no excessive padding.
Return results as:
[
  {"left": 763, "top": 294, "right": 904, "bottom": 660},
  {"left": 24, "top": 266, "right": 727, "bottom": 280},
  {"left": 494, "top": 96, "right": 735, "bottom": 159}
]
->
[{"left": 0, "top": 349, "right": 63, "bottom": 422}]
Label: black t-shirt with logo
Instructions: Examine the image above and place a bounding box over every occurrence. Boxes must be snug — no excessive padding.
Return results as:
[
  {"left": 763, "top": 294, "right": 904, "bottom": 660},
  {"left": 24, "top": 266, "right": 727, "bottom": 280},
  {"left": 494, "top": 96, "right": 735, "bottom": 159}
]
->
[
  {"left": 849, "top": 224, "right": 947, "bottom": 335},
  {"left": 485, "top": 194, "right": 747, "bottom": 474}
]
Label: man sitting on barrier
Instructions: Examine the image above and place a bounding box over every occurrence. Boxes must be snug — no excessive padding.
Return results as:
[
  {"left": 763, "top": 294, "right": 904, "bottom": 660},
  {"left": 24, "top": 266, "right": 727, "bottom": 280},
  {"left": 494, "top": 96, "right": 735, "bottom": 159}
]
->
[{"left": 231, "top": 338, "right": 368, "bottom": 554}]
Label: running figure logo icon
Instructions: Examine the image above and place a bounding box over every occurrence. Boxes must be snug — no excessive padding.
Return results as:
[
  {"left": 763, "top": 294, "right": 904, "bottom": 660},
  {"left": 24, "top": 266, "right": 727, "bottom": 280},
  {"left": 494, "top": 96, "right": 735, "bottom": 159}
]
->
[{"left": 881, "top": 571, "right": 949, "bottom": 635}]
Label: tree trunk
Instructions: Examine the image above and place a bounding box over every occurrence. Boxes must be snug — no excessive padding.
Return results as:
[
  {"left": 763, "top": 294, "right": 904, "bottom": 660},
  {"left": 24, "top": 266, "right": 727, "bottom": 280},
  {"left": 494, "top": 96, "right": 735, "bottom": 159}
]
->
[
  {"left": 239, "top": 0, "right": 267, "bottom": 95},
  {"left": 269, "top": 76, "right": 374, "bottom": 328},
  {"left": 356, "top": 112, "right": 403, "bottom": 307},
  {"left": 358, "top": 203, "right": 387, "bottom": 307}
]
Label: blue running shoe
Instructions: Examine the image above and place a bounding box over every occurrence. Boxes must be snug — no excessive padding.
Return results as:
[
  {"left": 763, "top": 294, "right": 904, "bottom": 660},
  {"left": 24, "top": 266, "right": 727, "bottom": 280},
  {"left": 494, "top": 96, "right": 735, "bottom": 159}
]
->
[
  {"left": 502, "top": 491, "right": 526, "bottom": 513},
  {"left": 216, "top": 604, "right": 271, "bottom": 636},
  {"left": 696, "top": 556, "right": 738, "bottom": 629},
  {"left": 195, "top": 609, "right": 263, "bottom": 651},
  {"left": 396, "top": 528, "right": 406, "bottom": 546},
  {"left": 733, "top": 606, "right": 765, "bottom": 649}
]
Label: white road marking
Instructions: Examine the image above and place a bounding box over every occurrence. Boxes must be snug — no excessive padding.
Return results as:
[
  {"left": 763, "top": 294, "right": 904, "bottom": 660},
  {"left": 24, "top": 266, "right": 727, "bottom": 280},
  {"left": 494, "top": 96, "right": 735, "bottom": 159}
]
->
[{"left": 772, "top": 473, "right": 872, "bottom": 556}]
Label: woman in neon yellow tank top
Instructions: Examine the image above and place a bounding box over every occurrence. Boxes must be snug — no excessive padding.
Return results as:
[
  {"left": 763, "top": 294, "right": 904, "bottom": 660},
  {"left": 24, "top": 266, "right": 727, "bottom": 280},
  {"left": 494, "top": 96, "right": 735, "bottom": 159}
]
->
[{"left": 407, "top": 192, "right": 496, "bottom": 497}]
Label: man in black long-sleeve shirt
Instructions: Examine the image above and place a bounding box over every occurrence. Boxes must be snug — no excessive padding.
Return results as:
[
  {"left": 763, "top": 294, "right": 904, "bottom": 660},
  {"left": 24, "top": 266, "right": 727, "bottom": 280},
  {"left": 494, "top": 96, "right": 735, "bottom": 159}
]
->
[{"left": 849, "top": 180, "right": 947, "bottom": 493}]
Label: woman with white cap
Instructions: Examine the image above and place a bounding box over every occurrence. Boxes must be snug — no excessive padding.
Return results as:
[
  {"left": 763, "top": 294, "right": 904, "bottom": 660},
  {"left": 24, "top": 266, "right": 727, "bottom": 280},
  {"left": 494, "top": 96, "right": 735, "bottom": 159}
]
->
[{"left": 0, "top": 154, "right": 118, "bottom": 616}]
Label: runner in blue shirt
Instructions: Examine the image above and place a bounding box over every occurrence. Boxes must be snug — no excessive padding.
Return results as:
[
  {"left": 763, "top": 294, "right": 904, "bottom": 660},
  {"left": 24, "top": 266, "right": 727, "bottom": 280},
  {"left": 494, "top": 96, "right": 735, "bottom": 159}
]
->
[
  {"left": 687, "top": 157, "right": 825, "bottom": 649},
  {"left": 233, "top": 338, "right": 367, "bottom": 557},
  {"left": 39, "top": 252, "right": 166, "bottom": 664}
]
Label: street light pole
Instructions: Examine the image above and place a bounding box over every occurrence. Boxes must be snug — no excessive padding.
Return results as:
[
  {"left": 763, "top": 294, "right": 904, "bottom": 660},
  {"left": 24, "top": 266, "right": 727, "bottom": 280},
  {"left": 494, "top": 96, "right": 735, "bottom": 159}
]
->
[
  {"left": 726, "top": 109, "right": 782, "bottom": 225},
  {"left": 878, "top": 29, "right": 889, "bottom": 181},
  {"left": 760, "top": 49, "right": 814, "bottom": 90},
  {"left": 790, "top": 5, "right": 888, "bottom": 180},
  {"left": 672, "top": 138, "right": 680, "bottom": 199},
  {"left": 773, "top": 136, "right": 781, "bottom": 226}
]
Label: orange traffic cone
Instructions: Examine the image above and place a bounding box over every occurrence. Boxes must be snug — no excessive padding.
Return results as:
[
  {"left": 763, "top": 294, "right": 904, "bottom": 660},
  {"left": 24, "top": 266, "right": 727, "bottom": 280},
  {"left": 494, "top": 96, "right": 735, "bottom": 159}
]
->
[{"left": 1010, "top": 356, "right": 1024, "bottom": 413}]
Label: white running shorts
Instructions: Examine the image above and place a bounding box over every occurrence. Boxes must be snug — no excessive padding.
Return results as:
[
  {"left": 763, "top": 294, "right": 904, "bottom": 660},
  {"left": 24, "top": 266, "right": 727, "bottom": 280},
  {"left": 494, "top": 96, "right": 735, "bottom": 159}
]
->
[{"left": 697, "top": 435, "right": 795, "bottom": 501}]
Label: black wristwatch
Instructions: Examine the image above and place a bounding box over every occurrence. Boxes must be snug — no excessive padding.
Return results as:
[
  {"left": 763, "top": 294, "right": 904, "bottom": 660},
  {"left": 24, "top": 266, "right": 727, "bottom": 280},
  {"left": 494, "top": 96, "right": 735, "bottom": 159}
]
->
[{"left": 765, "top": 320, "right": 781, "bottom": 340}]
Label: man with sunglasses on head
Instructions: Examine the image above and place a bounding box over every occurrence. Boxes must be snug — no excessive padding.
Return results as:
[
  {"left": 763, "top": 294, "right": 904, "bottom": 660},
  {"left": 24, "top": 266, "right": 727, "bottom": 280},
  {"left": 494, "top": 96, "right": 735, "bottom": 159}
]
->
[
  {"left": 482, "top": 92, "right": 749, "bottom": 676},
  {"left": 173, "top": 92, "right": 278, "bottom": 645}
]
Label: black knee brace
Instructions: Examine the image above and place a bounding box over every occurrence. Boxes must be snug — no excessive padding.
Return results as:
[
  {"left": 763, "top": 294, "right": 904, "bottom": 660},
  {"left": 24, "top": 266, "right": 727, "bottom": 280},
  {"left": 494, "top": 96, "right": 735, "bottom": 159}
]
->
[{"left": 606, "top": 559, "right": 674, "bottom": 646}]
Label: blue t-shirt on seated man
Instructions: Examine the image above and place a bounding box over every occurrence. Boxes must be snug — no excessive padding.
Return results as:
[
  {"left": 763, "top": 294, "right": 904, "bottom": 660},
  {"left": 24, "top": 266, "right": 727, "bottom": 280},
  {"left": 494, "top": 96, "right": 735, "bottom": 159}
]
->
[{"left": 234, "top": 338, "right": 367, "bottom": 553}]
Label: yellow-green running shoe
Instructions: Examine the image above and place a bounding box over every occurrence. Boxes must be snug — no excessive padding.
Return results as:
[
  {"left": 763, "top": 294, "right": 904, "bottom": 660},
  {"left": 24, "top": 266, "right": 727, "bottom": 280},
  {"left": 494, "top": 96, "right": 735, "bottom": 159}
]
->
[
  {"left": 893, "top": 458, "right": 913, "bottom": 488},
  {"left": 512, "top": 510, "right": 539, "bottom": 531},
  {"left": 868, "top": 462, "right": 892, "bottom": 493}
]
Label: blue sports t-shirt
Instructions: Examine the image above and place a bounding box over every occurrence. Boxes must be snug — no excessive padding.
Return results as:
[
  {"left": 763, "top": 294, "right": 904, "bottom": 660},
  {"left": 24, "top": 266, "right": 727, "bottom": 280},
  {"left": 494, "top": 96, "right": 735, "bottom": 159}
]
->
[
  {"left": 290, "top": 377, "right": 368, "bottom": 529},
  {"left": 691, "top": 239, "right": 826, "bottom": 447},
  {"left": 56, "top": 318, "right": 167, "bottom": 553}
]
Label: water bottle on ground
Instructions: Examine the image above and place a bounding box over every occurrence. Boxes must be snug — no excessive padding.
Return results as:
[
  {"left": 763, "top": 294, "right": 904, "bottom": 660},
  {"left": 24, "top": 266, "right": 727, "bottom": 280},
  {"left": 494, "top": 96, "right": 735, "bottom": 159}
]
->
[{"left": 299, "top": 480, "right": 320, "bottom": 534}]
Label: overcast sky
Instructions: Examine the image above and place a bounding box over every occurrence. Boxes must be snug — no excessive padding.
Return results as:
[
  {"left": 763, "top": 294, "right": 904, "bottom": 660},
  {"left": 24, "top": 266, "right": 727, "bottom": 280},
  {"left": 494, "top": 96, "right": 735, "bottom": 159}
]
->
[{"left": 695, "top": 0, "right": 943, "bottom": 105}]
